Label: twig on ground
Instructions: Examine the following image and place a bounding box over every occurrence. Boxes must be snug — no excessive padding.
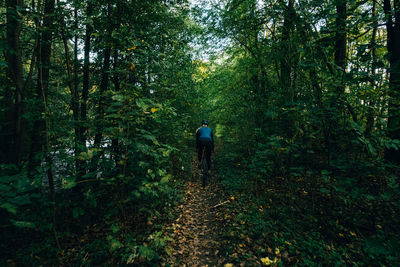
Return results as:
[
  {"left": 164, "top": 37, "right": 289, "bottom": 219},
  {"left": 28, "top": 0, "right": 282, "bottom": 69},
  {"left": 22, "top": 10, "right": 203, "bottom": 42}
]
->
[{"left": 211, "top": 200, "right": 230, "bottom": 209}]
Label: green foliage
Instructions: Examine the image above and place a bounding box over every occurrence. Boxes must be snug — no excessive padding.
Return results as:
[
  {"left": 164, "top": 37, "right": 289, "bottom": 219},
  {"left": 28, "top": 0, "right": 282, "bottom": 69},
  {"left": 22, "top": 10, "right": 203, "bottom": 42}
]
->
[
  {"left": 1, "top": 0, "right": 197, "bottom": 265},
  {"left": 192, "top": 0, "right": 400, "bottom": 265},
  {"left": 1, "top": 0, "right": 400, "bottom": 265}
]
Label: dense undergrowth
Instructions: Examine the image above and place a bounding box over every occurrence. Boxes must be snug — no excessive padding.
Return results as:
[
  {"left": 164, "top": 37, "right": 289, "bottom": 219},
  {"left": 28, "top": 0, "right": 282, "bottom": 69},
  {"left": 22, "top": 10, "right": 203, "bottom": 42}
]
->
[
  {"left": 2, "top": 0, "right": 400, "bottom": 265},
  {"left": 214, "top": 139, "right": 400, "bottom": 266},
  {"left": 1, "top": 138, "right": 192, "bottom": 266},
  {"left": 1, "top": 157, "right": 189, "bottom": 266}
]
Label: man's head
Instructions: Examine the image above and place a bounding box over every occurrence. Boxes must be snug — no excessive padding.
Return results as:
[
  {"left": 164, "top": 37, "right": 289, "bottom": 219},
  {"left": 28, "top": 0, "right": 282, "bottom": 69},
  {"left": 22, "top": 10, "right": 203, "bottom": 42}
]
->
[{"left": 201, "top": 119, "right": 208, "bottom": 126}]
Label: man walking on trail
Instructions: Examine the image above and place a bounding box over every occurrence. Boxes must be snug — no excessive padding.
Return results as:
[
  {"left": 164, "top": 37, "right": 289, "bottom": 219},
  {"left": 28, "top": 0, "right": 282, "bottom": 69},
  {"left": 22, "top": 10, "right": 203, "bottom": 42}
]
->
[{"left": 196, "top": 120, "right": 214, "bottom": 172}]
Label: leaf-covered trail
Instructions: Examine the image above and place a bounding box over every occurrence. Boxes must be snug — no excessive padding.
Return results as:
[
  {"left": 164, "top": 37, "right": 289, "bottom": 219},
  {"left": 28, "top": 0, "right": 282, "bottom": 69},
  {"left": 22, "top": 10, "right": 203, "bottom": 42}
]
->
[{"left": 163, "top": 171, "right": 229, "bottom": 266}]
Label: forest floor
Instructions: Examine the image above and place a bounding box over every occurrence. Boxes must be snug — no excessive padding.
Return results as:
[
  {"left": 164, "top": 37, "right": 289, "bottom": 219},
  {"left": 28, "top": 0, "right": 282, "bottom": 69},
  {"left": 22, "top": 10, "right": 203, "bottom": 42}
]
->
[{"left": 162, "top": 167, "right": 232, "bottom": 267}]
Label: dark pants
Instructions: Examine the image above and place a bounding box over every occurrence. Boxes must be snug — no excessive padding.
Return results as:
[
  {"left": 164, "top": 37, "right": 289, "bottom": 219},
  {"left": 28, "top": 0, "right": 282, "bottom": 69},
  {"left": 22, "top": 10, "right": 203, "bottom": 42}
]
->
[{"left": 197, "top": 140, "right": 213, "bottom": 169}]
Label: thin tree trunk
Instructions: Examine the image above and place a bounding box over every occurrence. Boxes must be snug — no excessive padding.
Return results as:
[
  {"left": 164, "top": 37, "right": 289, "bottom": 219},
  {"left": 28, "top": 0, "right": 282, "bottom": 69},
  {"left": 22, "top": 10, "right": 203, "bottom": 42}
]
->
[
  {"left": 93, "top": 46, "right": 111, "bottom": 148},
  {"left": 5, "top": 0, "right": 24, "bottom": 164},
  {"left": 111, "top": 2, "right": 122, "bottom": 171},
  {"left": 74, "top": 5, "right": 79, "bottom": 95},
  {"left": 280, "top": 0, "right": 294, "bottom": 101},
  {"left": 365, "top": 0, "right": 377, "bottom": 136},
  {"left": 334, "top": 0, "right": 347, "bottom": 98},
  {"left": 58, "top": 0, "right": 81, "bottom": 174},
  {"left": 111, "top": 48, "right": 122, "bottom": 170},
  {"left": 23, "top": 0, "right": 40, "bottom": 97},
  {"left": 90, "top": 3, "right": 113, "bottom": 172},
  {"left": 79, "top": 1, "right": 93, "bottom": 156}
]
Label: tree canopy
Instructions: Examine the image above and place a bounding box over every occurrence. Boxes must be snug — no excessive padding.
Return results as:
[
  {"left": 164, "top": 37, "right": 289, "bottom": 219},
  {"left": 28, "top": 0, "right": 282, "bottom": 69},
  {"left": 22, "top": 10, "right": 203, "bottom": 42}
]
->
[{"left": 1, "top": 0, "right": 400, "bottom": 265}]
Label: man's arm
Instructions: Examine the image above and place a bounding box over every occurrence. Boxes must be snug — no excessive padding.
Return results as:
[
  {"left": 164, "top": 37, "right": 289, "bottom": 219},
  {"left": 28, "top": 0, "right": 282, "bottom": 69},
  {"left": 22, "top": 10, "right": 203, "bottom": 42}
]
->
[{"left": 196, "top": 128, "right": 200, "bottom": 148}]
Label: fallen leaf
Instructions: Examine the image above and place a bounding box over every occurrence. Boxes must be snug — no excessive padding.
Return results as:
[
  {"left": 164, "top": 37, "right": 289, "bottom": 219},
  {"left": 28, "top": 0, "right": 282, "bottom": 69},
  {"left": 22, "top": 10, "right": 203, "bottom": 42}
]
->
[{"left": 261, "top": 257, "right": 277, "bottom": 266}]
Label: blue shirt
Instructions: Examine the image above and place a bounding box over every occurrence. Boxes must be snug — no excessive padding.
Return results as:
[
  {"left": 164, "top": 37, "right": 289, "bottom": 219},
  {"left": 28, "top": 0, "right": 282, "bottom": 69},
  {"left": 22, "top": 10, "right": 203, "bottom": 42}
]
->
[{"left": 197, "top": 126, "right": 213, "bottom": 141}]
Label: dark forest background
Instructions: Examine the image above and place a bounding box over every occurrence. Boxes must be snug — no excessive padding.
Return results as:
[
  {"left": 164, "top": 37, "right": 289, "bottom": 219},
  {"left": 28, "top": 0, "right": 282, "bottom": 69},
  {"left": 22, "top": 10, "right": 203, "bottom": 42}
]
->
[{"left": 1, "top": 0, "right": 400, "bottom": 265}]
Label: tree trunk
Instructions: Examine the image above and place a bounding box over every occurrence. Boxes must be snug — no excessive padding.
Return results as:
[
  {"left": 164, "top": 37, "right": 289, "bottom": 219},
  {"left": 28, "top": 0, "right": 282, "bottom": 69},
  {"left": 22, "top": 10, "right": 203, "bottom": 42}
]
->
[
  {"left": 280, "top": 0, "right": 296, "bottom": 139},
  {"left": 110, "top": 2, "right": 122, "bottom": 172},
  {"left": 384, "top": 0, "right": 400, "bottom": 162},
  {"left": 111, "top": 48, "right": 122, "bottom": 170},
  {"left": 93, "top": 46, "right": 111, "bottom": 149},
  {"left": 334, "top": 0, "right": 347, "bottom": 98},
  {"left": 4, "top": 0, "right": 24, "bottom": 165},
  {"left": 365, "top": 0, "right": 378, "bottom": 136},
  {"left": 79, "top": 1, "right": 93, "bottom": 156},
  {"left": 334, "top": 0, "right": 347, "bottom": 71},
  {"left": 58, "top": 0, "right": 82, "bottom": 175},
  {"left": 280, "top": 0, "right": 295, "bottom": 101},
  {"left": 90, "top": 3, "right": 113, "bottom": 173},
  {"left": 29, "top": 0, "right": 55, "bottom": 181}
]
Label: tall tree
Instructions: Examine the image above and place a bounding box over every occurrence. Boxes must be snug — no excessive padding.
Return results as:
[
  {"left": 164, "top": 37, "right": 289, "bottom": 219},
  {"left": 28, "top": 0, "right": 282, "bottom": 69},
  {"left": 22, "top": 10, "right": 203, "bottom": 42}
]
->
[
  {"left": 29, "top": 0, "right": 56, "bottom": 185},
  {"left": 90, "top": 3, "right": 113, "bottom": 172},
  {"left": 384, "top": 0, "right": 400, "bottom": 162},
  {"left": 79, "top": 0, "right": 93, "bottom": 158},
  {"left": 365, "top": 0, "right": 378, "bottom": 136},
  {"left": 280, "top": 0, "right": 295, "bottom": 101},
  {"left": 57, "top": 0, "right": 82, "bottom": 174},
  {"left": 4, "top": 0, "right": 24, "bottom": 164},
  {"left": 334, "top": 0, "right": 347, "bottom": 98}
]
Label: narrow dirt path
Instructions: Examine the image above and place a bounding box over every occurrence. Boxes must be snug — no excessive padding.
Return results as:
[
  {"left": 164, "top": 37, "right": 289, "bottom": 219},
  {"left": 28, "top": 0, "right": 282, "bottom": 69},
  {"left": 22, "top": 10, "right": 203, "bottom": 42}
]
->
[{"left": 163, "top": 168, "right": 229, "bottom": 266}]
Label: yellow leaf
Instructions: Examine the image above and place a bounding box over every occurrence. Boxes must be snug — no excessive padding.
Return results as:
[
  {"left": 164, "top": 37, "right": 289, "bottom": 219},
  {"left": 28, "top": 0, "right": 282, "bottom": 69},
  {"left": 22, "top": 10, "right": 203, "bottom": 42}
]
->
[
  {"left": 127, "top": 45, "right": 136, "bottom": 51},
  {"left": 224, "top": 264, "right": 233, "bottom": 267},
  {"left": 130, "top": 63, "right": 135, "bottom": 71},
  {"left": 151, "top": 107, "right": 158, "bottom": 113},
  {"left": 275, "top": 248, "right": 280, "bottom": 255},
  {"left": 338, "top": 233, "right": 344, "bottom": 237},
  {"left": 261, "top": 257, "right": 275, "bottom": 266},
  {"left": 350, "top": 231, "right": 356, "bottom": 236}
]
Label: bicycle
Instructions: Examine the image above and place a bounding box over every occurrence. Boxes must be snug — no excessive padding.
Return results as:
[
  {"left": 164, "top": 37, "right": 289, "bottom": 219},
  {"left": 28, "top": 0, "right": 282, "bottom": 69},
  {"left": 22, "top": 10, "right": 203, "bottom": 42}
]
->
[{"left": 200, "top": 146, "right": 210, "bottom": 187}]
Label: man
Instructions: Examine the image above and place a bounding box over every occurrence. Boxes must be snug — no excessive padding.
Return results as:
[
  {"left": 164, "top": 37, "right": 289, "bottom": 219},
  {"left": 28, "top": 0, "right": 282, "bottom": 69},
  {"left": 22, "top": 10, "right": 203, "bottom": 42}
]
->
[{"left": 196, "top": 120, "right": 214, "bottom": 172}]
